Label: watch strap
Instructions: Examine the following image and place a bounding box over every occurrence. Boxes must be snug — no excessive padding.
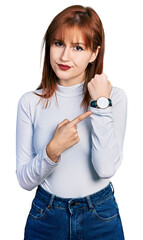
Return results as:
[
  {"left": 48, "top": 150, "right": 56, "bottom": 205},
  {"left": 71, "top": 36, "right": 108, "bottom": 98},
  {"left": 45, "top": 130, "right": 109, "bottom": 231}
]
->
[
  {"left": 90, "top": 98, "right": 112, "bottom": 108},
  {"left": 108, "top": 98, "right": 112, "bottom": 107}
]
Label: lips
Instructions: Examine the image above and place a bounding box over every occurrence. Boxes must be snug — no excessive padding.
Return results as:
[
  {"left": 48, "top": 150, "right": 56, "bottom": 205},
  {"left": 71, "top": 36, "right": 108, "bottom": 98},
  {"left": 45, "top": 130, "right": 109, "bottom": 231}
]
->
[{"left": 58, "top": 64, "right": 71, "bottom": 71}]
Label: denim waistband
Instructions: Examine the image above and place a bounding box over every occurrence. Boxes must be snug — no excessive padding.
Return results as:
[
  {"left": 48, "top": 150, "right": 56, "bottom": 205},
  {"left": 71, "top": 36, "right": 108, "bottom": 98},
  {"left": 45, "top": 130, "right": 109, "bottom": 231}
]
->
[{"left": 35, "top": 182, "right": 114, "bottom": 210}]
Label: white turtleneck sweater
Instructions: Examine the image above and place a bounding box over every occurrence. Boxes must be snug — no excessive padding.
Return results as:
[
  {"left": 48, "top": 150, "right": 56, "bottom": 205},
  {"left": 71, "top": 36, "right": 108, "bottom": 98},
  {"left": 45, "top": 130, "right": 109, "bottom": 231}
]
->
[{"left": 16, "top": 80, "right": 127, "bottom": 198}]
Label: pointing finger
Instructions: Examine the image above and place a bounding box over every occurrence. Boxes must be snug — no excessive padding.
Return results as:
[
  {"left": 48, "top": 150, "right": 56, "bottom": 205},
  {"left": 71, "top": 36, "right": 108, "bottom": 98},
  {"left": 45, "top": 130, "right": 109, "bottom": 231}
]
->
[{"left": 69, "top": 111, "right": 93, "bottom": 126}]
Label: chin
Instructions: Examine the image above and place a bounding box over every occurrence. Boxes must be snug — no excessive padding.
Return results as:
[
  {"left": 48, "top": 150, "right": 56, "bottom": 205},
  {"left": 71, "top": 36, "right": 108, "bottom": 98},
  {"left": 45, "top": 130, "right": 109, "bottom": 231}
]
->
[{"left": 55, "top": 72, "right": 72, "bottom": 81}]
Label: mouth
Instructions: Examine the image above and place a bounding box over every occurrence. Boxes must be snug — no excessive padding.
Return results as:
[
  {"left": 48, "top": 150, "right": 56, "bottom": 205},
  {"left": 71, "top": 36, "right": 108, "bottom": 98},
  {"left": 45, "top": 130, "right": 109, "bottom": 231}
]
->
[{"left": 57, "top": 64, "right": 71, "bottom": 71}]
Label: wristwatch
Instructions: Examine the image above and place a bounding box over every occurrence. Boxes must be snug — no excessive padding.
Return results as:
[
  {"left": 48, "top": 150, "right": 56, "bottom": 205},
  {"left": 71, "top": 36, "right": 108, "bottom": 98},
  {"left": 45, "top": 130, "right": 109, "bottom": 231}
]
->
[{"left": 90, "top": 97, "right": 112, "bottom": 109}]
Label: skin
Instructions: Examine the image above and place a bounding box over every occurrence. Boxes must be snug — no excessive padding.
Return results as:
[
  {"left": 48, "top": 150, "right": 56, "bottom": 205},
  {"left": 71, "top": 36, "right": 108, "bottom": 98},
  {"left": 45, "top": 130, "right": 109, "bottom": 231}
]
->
[
  {"left": 87, "top": 73, "right": 112, "bottom": 100},
  {"left": 50, "top": 27, "right": 99, "bottom": 86},
  {"left": 46, "top": 29, "right": 112, "bottom": 162},
  {"left": 46, "top": 111, "right": 93, "bottom": 162}
]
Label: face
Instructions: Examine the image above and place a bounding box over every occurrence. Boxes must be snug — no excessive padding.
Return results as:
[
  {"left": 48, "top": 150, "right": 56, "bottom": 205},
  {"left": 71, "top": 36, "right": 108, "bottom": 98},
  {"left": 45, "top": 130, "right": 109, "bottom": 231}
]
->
[{"left": 50, "top": 28, "right": 98, "bottom": 86}]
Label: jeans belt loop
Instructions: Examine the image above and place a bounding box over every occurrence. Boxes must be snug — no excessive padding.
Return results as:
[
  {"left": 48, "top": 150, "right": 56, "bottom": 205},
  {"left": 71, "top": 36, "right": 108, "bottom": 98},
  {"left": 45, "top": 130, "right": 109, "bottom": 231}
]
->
[
  {"left": 86, "top": 196, "right": 94, "bottom": 210},
  {"left": 48, "top": 194, "right": 55, "bottom": 210}
]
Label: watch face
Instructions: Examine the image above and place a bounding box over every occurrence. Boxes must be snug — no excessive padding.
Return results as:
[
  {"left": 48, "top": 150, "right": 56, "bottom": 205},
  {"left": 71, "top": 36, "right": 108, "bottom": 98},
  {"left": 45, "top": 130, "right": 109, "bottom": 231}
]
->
[{"left": 97, "top": 97, "right": 109, "bottom": 109}]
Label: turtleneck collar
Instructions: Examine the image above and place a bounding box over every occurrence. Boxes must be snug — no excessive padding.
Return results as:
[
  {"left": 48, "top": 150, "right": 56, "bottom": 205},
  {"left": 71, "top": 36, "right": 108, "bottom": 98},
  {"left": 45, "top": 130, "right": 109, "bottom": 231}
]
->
[{"left": 56, "top": 80, "right": 86, "bottom": 97}]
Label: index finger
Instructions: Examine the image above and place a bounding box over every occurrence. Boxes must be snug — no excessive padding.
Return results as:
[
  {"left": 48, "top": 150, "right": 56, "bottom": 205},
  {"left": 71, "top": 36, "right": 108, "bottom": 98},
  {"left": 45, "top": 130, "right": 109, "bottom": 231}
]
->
[{"left": 69, "top": 111, "right": 93, "bottom": 126}]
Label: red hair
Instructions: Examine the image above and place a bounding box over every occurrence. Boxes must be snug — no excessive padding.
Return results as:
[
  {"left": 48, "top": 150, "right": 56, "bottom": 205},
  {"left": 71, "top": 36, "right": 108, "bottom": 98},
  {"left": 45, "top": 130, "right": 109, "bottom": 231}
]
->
[{"left": 34, "top": 5, "right": 105, "bottom": 111}]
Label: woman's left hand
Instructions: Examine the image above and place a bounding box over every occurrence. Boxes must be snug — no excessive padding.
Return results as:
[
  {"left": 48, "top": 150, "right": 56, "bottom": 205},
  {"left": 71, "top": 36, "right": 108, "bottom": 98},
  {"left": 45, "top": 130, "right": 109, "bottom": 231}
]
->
[{"left": 87, "top": 73, "right": 112, "bottom": 100}]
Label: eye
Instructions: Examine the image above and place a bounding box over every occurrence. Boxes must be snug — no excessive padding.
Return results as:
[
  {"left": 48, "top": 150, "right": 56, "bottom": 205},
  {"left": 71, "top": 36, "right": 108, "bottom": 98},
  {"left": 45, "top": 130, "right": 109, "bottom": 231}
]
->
[
  {"left": 74, "top": 46, "right": 84, "bottom": 51},
  {"left": 54, "top": 41, "right": 64, "bottom": 47}
]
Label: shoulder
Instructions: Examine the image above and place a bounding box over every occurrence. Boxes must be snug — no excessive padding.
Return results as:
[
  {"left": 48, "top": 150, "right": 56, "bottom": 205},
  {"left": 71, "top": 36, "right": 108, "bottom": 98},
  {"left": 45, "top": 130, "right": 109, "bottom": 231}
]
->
[
  {"left": 17, "top": 89, "right": 43, "bottom": 107},
  {"left": 16, "top": 89, "right": 44, "bottom": 122}
]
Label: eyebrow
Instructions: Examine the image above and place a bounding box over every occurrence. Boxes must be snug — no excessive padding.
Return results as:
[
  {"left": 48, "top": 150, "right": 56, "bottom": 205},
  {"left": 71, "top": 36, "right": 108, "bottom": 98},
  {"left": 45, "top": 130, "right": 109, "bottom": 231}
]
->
[
  {"left": 54, "top": 39, "right": 86, "bottom": 46},
  {"left": 72, "top": 42, "right": 86, "bottom": 46}
]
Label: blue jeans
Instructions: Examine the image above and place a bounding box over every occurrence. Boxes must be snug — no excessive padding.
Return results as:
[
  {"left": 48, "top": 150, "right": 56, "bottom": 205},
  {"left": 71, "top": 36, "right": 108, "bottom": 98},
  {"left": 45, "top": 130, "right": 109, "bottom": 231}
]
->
[{"left": 24, "top": 182, "right": 125, "bottom": 240}]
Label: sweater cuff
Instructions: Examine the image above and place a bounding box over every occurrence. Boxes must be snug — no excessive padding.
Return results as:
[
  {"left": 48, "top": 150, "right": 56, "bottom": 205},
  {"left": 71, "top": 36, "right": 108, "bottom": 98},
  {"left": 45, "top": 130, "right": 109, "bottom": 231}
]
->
[
  {"left": 43, "top": 145, "right": 62, "bottom": 165},
  {"left": 89, "top": 103, "right": 112, "bottom": 116}
]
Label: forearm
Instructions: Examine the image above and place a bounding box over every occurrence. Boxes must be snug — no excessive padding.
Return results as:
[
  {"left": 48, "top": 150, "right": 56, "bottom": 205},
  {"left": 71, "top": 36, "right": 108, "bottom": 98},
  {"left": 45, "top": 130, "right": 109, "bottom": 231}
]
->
[
  {"left": 16, "top": 145, "right": 61, "bottom": 191},
  {"left": 89, "top": 87, "right": 127, "bottom": 178},
  {"left": 90, "top": 113, "right": 122, "bottom": 178},
  {"left": 89, "top": 107, "right": 119, "bottom": 178},
  {"left": 16, "top": 93, "right": 62, "bottom": 191}
]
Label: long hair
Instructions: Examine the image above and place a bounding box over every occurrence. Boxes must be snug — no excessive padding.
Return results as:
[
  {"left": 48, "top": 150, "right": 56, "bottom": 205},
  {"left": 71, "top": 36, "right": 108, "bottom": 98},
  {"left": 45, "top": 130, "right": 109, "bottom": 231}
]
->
[{"left": 34, "top": 5, "right": 105, "bottom": 111}]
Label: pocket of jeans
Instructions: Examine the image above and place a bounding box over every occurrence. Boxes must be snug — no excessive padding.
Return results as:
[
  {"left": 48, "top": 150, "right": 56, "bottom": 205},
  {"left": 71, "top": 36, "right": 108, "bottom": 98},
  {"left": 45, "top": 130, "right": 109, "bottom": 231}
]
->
[
  {"left": 92, "top": 194, "right": 119, "bottom": 222},
  {"left": 29, "top": 196, "right": 49, "bottom": 220}
]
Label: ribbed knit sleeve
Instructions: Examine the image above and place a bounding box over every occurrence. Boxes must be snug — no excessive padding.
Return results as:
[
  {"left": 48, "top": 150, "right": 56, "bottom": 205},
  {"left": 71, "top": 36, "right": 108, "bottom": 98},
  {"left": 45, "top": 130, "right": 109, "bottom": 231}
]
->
[
  {"left": 88, "top": 87, "right": 127, "bottom": 178},
  {"left": 16, "top": 93, "right": 61, "bottom": 191}
]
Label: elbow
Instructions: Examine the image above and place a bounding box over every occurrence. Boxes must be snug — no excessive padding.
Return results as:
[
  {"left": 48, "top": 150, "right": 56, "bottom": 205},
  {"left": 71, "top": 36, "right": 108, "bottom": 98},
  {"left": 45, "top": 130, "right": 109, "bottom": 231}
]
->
[
  {"left": 18, "top": 180, "right": 34, "bottom": 191},
  {"left": 96, "top": 168, "right": 116, "bottom": 179},
  {"left": 94, "top": 159, "right": 121, "bottom": 179},
  {"left": 92, "top": 150, "right": 123, "bottom": 179},
  {"left": 16, "top": 170, "right": 35, "bottom": 191}
]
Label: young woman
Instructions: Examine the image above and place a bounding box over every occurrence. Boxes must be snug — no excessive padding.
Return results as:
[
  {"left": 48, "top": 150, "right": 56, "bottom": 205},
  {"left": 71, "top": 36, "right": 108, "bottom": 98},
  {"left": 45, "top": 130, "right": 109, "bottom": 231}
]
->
[{"left": 16, "top": 5, "right": 127, "bottom": 240}]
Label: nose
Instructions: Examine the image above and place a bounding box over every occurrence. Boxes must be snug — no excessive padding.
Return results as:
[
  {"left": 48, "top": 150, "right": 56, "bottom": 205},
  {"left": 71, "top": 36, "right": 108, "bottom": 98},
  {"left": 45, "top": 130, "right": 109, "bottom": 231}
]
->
[{"left": 61, "top": 46, "right": 70, "bottom": 62}]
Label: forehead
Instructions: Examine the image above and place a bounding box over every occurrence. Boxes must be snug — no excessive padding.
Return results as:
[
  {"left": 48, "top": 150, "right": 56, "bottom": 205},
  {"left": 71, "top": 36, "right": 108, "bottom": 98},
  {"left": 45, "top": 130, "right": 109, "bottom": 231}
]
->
[{"left": 54, "top": 26, "right": 87, "bottom": 44}]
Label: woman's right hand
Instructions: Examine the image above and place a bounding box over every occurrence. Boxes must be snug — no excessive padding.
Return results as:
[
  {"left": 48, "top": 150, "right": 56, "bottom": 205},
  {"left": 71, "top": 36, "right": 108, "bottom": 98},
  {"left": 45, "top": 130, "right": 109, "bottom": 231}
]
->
[{"left": 46, "top": 111, "right": 93, "bottom": 162}]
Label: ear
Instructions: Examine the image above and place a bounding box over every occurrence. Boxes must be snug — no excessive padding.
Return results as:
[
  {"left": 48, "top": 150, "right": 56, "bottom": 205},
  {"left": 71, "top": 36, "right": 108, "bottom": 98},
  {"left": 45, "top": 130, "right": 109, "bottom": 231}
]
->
[{"left": 89, "top": 46, "right": 101, "bottom": 63}]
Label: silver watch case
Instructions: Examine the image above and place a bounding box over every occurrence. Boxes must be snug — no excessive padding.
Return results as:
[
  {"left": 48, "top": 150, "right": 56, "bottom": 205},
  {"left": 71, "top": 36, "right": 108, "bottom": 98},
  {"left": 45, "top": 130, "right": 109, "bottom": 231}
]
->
[{"left": 97, "top": 97, "right": 109, "bottom": 109}]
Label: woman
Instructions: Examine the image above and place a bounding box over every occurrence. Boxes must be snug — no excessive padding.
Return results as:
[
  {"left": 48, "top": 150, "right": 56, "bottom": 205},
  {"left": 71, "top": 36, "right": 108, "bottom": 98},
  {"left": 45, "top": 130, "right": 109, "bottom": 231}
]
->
[{"left": 16, "top": 5, "right": 127, "bottom": 240}]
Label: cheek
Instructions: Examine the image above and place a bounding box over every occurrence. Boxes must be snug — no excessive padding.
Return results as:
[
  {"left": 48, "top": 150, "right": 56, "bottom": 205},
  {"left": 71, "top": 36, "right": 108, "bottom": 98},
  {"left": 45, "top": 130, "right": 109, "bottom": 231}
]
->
[
  {"left": 74, "top": 53, "right": 92, "bottom": 68},
  {"left": 77, "top": 59, "right": 90, "bottom": 71}
]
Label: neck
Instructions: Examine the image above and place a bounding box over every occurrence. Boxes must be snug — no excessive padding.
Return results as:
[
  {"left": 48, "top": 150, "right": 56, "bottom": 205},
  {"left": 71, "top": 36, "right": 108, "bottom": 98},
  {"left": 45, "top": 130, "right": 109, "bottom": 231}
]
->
[
  {"left": 57, "top": 73, "right": 86, "bottom": 87},
  {"left": 56, "top": 79, "right": 86, "bottom": 97}
]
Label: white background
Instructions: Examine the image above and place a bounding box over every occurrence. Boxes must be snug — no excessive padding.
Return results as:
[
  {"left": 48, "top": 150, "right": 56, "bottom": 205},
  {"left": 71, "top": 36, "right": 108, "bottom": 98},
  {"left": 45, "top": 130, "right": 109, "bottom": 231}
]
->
[{"left": 0, "top": 0, "right": 142, "bottom": 239}]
